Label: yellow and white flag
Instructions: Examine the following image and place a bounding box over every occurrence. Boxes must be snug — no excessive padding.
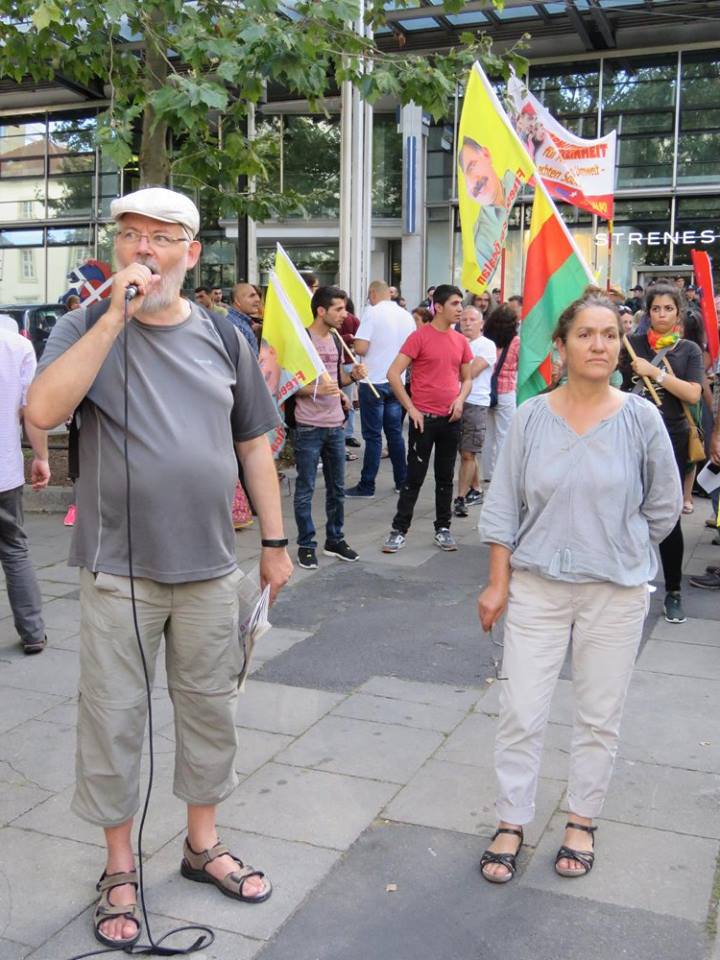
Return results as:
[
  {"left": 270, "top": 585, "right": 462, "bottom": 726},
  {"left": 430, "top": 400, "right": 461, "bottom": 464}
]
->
[
  {"left": 458, "top": 63, "right": 535, "bottom": 294},
  {"left": 260, "top": 244, "right": 326, "bottom": 454}
]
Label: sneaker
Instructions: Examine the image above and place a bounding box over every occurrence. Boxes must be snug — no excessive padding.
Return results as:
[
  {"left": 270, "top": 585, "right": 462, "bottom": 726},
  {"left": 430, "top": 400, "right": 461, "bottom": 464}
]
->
[
  {"left": 324, "top": 540, "right": 359, "bottom": 562},
  {"left": 63, "top": 504, "right": 77, "bottom": 526},
  {"left": 465, "top": 487, "right": 483, "bottom": 506},
  {"left": 689, "top": 571, "right": 720, "bottom": 590},
  {"left": 346, "top": 485, "right": 375, "bottom": 498},
  {"left": 663, "top": 591, "right": 686, "bottom": 623},
  {"left": 382, "top": 530, "right": 406, "bottom": 553},
  {"left": 434, "top": 528, "right": 458, "bottom": 551},
  {"left": 298, "top": 547, "right": 318, "bottom": 569},
  {"left": 345, "top": 437, "right": 361, "bottom": 448},
  {"left": 453, "top": 496, "right": 469, "bottom": 518}
]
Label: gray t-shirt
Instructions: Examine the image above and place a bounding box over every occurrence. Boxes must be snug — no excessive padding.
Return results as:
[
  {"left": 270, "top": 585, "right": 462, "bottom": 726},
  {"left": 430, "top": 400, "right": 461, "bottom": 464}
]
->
[{"left": 38, "top": 303, "right": 280, "bottom": 583}]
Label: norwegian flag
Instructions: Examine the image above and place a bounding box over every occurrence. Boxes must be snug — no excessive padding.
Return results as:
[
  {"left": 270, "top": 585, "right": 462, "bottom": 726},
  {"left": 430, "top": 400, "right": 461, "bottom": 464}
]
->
[{"left": 62, "top": 259, "right": 113, "bottom": 305}]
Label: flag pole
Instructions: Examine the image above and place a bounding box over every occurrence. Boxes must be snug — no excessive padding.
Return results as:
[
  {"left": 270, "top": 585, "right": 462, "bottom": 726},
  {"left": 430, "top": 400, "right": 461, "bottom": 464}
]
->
[
  {"left": 606, "top": 218, "right": 614, "bottom": 290},
  {"left": 622, "top": 334, "right": 662, "bottom": 406},
  {"left": 330, "top": 328, "right": 381, "bottom": 398}
]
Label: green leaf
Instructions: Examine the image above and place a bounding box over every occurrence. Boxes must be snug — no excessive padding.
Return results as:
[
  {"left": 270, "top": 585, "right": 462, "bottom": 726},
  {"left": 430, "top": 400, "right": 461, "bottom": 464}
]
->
[{"left": 31, "top": 0, "right": 62, "bottom": 30}]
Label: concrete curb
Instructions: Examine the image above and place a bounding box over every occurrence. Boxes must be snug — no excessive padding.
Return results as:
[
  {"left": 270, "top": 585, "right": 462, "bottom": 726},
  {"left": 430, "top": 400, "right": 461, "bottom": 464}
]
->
[{"left": 23, "top": 484, "right": 73, "bottom": 513}]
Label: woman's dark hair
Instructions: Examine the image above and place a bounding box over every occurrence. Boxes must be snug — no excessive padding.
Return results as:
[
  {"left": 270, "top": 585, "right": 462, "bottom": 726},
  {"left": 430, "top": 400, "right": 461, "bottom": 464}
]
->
[
  {"left": 433, "top": 284, "right": 463, "bottom": 307},
  {"left": 552, "top": 293, "right": 622, "bottom": 343},
  {"left": 412, "top": 306, "right": 432, "bottom": 324},
  {"left": 645, "top": 282, "right": 685, "bottom": 320},
  {"left": 682, "top": 310, "right": 706, "bottom": 350},
  {"left": 483, "top": 304, "right": 518, "bottom": 348},
  {"left": 346, "top": 297, "right": 356, "bottom": 316}
]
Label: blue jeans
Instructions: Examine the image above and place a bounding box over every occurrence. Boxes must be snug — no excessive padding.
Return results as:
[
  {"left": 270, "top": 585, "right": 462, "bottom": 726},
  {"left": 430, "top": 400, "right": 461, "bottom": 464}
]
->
[
  {"left": 357, "top": 382, "right": 407, "bottom": 494},
  {"left": 342, "top": 363, "right": 356, "bottom": 439},
  {"left": 293, "top": 425, "right": 346, "bottom": 549}
]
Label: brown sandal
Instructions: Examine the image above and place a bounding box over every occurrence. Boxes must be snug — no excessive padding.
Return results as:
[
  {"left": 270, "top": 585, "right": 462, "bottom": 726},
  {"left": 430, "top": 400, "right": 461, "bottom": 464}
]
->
[
  {"left": 180, "top": 838, "right": 272, "bottom": 903},
  {"left": 93, "top": 870, "right": 141, "bottom": 949}
]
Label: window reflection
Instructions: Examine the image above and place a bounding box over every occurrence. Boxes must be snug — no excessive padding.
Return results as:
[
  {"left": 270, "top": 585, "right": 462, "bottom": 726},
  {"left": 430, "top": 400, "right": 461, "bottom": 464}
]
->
[
  {"left": 529, "top": 63, "right": 599, "bottom": 137},
  {"left": 678, "top": 51, "right": 720, "bottom": 185},
  {"left": 602, "top": 56, "right": 676, "bottom": 187}
]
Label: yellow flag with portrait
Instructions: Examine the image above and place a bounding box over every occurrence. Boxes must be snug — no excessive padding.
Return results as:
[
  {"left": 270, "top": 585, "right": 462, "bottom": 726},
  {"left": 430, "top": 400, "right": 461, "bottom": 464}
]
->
[{"left": 458, "top": 63, "right": 535, "bottom": 295}]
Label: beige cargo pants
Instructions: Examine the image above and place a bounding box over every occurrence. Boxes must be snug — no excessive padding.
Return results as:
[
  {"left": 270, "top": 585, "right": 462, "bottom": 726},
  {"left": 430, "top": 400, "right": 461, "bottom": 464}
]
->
[{"left": 72, "top": 567, "right": 243, "bottom": 826}]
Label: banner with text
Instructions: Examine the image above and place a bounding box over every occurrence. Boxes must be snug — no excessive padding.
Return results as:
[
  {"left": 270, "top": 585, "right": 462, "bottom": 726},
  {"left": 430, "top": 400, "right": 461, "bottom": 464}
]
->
[{"left": 507, "top": 74, "right": 616, "bottom": 221}]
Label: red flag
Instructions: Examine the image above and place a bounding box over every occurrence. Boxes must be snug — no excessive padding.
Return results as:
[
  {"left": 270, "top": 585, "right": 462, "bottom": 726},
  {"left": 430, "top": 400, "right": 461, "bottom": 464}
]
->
[{"left": 691, "top": 249, "right": 719, "bottom": 366}]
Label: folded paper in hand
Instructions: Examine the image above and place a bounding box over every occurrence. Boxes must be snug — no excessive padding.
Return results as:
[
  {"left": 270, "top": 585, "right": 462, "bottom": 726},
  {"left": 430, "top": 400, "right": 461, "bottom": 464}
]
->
[
  {"left": 697, "top": 461, "right": 720, "bottom": 494},
  {"left": 237, "top": 569, "right": 271, "bottom": 690}
]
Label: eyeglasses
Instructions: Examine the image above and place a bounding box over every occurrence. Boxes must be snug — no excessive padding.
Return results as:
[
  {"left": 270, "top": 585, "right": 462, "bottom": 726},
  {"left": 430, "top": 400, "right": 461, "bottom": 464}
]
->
[{"left": 116, "top": 228, "right": 190, "bottom": 249}]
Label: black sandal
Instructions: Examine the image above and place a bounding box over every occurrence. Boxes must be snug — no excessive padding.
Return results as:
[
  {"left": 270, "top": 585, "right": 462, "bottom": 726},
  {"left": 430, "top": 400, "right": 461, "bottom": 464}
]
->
[
  {"left": 554, "top": 821, "right": 596, "bottom": 878},
  {"left": 480, "top": 827, "right": 523, "bottom": 884}
]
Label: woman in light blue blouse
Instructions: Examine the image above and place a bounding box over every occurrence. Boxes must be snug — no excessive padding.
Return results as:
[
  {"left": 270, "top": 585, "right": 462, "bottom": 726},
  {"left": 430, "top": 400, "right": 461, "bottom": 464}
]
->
[{"left": 477, "top": 293, "right": 681, "bottom": 884}]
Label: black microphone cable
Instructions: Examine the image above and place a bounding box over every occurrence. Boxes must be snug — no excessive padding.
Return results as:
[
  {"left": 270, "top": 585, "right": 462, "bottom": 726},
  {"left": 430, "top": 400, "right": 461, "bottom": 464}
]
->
[{"left": 65, "top": 296, "right": 215, "bottom": 960}]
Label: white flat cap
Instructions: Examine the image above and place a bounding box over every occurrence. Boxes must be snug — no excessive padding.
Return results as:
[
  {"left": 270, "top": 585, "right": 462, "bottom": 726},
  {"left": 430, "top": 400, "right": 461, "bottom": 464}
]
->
[{"left": 110, "top": 187, "right": 200, "bottom": 239}]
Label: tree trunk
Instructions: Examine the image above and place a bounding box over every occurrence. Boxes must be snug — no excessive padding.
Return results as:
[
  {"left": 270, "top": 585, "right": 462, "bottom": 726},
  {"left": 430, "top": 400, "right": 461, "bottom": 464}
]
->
[{"left": 139, "top": 7, "right": 170, "bottom": 186}]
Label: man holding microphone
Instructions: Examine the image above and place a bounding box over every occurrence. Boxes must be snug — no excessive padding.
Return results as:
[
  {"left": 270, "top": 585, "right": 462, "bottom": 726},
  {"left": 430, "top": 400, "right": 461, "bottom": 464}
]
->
[{"left": 27, "top": 187, "right": 291, "bottom": 948}]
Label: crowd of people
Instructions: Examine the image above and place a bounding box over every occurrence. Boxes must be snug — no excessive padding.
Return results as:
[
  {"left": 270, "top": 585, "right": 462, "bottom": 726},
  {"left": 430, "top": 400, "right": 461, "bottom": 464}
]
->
[{"left": 1, "top": 184, "right": 719, "bottom": 948}]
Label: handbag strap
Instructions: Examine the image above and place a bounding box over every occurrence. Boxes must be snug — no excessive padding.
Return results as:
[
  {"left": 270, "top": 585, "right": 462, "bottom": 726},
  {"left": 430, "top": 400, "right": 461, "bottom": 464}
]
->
[
  {"left": 659, "top": 355, "right": 698, "bottom": 433},
  {"left": 630, "top": 343, "right": 675, "bottom": 394}
]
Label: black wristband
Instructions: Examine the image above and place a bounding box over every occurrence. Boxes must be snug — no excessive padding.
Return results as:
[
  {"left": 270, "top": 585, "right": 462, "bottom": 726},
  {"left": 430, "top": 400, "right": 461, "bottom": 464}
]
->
[{"left": 261, "top": 538, "right": 289, "bottom": 548}]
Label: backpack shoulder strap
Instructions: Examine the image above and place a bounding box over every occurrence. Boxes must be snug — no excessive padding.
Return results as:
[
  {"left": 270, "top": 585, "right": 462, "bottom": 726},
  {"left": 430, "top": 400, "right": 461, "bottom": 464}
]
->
[
  {"left": 198, "top": 306, "right": 241, "bottom": 369},
  {"left": 69, "top": 298, "right": 112, "bottom": 479}
]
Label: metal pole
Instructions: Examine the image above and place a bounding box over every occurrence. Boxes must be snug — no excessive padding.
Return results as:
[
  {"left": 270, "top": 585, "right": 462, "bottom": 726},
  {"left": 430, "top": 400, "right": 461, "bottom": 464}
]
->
[
  {"left": 339, "top": 81, "right": 352, "bottom": 293},
  {"left": 519, "top": 200, "right": 527, "bottom": 290},
  {"left": 247, "top": 103, "right": 258, "bottom": 284},
  {"left": 449, "top": 83, "right": 460, "bottom": 284},
  {"left": 361, "top": 11, "right": 373, "bottom": 300}
]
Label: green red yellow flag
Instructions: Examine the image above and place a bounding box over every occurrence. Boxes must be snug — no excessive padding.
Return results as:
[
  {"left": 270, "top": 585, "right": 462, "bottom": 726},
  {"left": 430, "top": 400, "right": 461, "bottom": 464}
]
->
[
  {"left": 259, "top": 244, "right": 326, "bottom": 454},
  {"left": 457, "top": 63, "right": 535, "bottom": 295},
  {"left": 517, "top": 180, "right": 593, "bottom": 404}
]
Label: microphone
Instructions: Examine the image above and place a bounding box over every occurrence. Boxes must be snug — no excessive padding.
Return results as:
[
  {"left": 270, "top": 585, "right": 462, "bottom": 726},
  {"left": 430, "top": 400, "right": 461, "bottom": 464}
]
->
[{"left": 125, "top": 266, "right": 157, "bottom": 301}]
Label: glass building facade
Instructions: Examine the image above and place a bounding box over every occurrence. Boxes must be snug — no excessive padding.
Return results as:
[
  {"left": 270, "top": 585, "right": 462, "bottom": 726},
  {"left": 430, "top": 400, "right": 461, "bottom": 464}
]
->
[{"left": 0, "top": 46, "right": 718, "bottom": 306}]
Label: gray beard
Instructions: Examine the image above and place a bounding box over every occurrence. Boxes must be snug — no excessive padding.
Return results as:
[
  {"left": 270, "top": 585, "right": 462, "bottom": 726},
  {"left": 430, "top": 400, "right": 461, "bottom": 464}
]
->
[{"left": 124, "top": 254, "right": 188, "bottom": 314}]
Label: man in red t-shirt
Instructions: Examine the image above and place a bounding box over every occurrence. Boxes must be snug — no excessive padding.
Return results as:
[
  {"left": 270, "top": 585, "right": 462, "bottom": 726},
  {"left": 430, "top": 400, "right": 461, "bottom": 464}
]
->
[{"left": 383, "top": 284, "right": 472, "bottom": 553}]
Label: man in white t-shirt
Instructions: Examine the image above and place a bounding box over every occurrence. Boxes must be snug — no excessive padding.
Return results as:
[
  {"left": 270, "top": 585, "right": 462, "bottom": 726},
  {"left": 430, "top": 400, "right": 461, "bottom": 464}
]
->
[
  {"left": 347, "top": 280, "right": 415, "bottom": 498},
  {"left": 454, "top": 305, "right": 496, "bottom": 517},
  {"left": 0, "top": 315, "right": 50, "bottom": 654}
]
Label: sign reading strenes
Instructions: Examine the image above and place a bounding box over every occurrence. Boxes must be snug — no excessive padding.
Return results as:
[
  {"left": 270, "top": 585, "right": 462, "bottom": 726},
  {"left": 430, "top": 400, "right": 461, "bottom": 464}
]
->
[{"left": 594, "top": 229, "right": 720, "bottom": 248}]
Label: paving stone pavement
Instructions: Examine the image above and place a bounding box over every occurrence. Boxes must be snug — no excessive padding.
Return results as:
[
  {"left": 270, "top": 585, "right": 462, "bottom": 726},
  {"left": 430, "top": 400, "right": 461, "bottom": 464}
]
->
[{"left": 1, "top": 459, "right": 720, "bottom": 960}]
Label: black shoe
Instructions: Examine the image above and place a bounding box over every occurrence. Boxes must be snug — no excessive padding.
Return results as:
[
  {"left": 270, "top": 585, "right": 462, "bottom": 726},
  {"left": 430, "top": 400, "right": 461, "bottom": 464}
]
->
[
  {"left": 346, "top": 485, "right": 375, "bottom": 498},
  {"left": 453, "top": 496, "right": 469, "bottom": 518},
  {"left": 465, "top": 487, "right": 483, "bottom": 506},
  {"left": 23, "top": 635, "right": 47, "bottom": 655},
  {"left": 323, "top": 540, "right": 359, "bottom": 562},
  {"left": 345, "top": 437, "right": 361, "bottom": 448},
  {"left": 298, "top": 547, "right": 318, "bottom": 569},
  {"left": 663, "top": 591, "right": 686, "bottom": 623}
]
